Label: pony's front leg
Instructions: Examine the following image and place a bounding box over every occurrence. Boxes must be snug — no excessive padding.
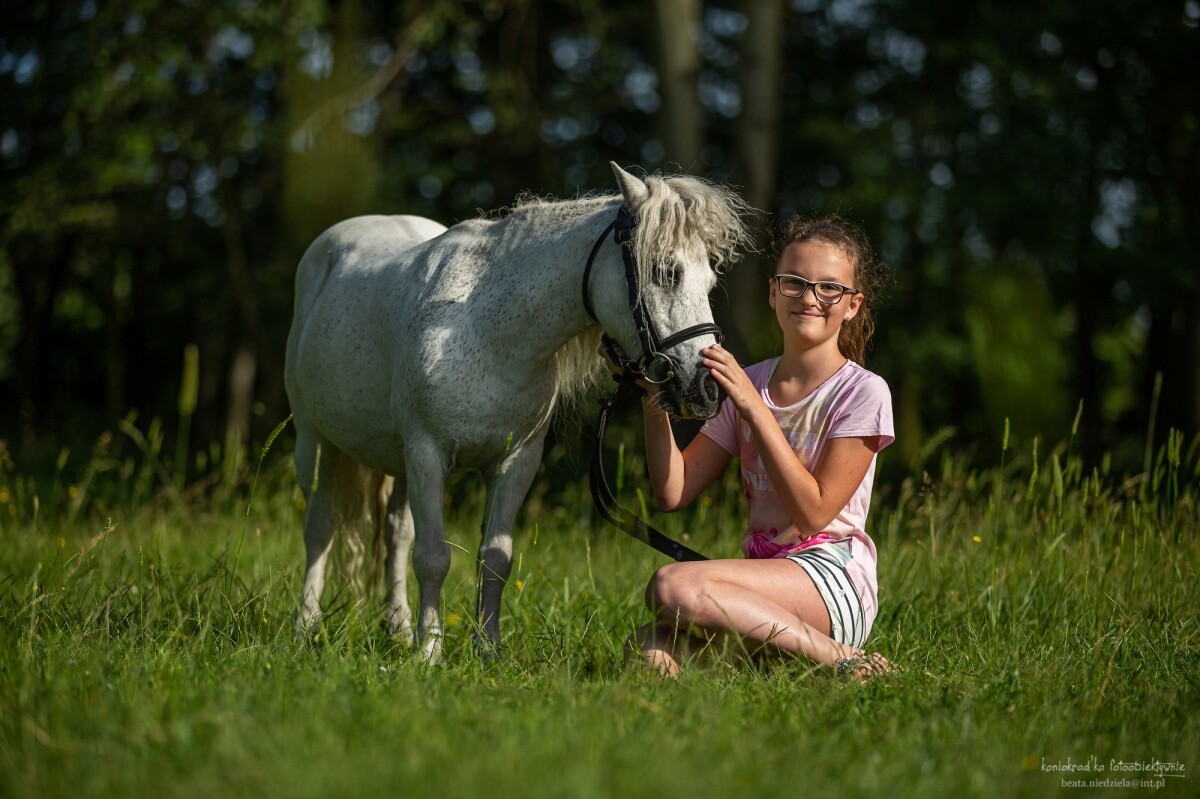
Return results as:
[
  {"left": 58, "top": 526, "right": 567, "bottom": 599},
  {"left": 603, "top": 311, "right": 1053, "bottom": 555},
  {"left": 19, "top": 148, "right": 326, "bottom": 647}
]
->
[
  {"left": 476, "top": 440, "right": 545, "bottom": 660},
  {"left": 405, "top": 441, "right": 451, "bottom": 663}
]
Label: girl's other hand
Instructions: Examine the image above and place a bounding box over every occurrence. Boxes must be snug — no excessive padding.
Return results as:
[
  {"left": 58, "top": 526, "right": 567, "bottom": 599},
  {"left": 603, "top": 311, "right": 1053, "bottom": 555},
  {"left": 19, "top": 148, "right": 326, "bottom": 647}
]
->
[
  {"left": 598, "top": 342, "right": 625, "bottom": 378},
  {"left": 598, "top": 342, "right": 657, "bottom": 396}
]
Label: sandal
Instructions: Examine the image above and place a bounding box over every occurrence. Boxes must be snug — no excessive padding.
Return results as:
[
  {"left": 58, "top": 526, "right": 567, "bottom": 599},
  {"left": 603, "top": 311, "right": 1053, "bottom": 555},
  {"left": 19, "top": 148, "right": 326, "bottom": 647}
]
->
[{"left": 835, "top": 652, "right": 891, "bottom": 681}]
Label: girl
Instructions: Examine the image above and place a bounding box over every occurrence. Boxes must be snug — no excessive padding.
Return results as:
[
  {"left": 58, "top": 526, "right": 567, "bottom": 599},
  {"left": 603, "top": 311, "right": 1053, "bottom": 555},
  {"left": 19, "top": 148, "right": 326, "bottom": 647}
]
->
[{"left": 627, "top": 215, "right": 894, "bottom": 678}]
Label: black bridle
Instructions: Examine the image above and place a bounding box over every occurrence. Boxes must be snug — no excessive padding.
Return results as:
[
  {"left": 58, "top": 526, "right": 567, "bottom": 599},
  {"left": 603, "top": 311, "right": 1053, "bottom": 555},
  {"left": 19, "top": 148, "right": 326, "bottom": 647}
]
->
[
  {"left": 582, "top": 205, "right": 724, "bottom": 385},
  {"left": 582, "top": 205, "right": 720, "bottom": 562}
]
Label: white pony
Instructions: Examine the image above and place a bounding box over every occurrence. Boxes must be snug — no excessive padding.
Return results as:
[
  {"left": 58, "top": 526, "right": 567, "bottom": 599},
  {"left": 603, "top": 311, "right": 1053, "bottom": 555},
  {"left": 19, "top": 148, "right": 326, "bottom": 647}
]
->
[{"left": 285, "top": 162, "right": 749, "bottom": 660}]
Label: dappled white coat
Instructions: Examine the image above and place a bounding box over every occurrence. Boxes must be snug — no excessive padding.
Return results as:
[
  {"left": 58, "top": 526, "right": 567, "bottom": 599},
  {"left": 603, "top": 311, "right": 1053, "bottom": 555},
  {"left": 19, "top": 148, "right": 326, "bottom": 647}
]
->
[{"left": 284, "top": 163, "right": 748, "bottom": 661}]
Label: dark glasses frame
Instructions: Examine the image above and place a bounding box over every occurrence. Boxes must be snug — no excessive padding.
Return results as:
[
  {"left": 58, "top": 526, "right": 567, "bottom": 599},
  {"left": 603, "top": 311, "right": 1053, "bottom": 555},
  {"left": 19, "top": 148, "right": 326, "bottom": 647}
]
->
[{"left": 771, "top": 275, "right": 858, "bottom": 305}]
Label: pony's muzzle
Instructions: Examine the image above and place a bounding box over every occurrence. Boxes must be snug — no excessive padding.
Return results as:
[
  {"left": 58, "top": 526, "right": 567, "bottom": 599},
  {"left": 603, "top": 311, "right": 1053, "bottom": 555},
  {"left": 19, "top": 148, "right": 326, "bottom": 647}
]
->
[{"left": 675, "top": 371, "right": 723, "bottom": 420}]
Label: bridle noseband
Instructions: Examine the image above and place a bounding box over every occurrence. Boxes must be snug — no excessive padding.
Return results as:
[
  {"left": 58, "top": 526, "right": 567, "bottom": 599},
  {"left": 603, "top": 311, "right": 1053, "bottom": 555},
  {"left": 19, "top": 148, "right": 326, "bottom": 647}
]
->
[{"left": 582, "top": 205, "right": 724, "bottom": 384}]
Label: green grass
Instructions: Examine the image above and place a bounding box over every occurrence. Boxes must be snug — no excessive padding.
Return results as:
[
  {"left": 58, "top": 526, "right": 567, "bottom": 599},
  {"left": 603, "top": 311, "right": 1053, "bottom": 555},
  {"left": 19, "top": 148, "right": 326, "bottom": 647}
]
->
[{"left": 1, "top": 432, "right": 1198, "bottom": 798}]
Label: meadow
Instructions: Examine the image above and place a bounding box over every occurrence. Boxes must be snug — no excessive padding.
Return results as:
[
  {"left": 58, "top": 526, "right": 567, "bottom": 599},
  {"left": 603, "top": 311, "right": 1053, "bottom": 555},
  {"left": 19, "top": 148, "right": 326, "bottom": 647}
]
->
[{"left": 1, "top": 425, "right": 1197, "bottom": 798}]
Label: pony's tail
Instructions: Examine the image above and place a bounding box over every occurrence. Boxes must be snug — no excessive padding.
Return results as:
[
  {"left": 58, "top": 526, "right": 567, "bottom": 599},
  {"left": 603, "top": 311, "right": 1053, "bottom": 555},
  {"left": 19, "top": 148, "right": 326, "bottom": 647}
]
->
[{"left": 329, "top": 455, "right": 391, "bottom": 602}]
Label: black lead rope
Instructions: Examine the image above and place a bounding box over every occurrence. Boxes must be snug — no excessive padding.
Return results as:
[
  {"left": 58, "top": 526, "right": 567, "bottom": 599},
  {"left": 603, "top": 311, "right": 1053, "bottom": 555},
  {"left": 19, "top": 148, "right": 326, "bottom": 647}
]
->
[{"left": 590, "top": 376, "right": 708, "bottom": 563}]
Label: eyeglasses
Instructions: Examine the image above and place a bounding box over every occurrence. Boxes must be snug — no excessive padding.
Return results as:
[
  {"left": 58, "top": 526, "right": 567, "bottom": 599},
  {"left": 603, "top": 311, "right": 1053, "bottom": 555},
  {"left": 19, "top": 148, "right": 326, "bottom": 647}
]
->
[{"left": 772, "top": 275, "right": 858, "bottom": 305}]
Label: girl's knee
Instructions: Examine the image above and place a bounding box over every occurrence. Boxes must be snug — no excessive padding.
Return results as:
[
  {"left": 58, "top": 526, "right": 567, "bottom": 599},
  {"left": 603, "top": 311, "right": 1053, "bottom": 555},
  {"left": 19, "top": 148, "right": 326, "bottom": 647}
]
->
[{"left": 646, "top": 562, "right": 702, "bottom": 618}]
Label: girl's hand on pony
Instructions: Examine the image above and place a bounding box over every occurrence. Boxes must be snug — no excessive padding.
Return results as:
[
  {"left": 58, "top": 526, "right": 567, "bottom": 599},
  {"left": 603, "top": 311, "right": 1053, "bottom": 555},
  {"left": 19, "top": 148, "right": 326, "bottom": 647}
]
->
[{"left": 701, "top": 345, "right": 758, "bottom": 417}]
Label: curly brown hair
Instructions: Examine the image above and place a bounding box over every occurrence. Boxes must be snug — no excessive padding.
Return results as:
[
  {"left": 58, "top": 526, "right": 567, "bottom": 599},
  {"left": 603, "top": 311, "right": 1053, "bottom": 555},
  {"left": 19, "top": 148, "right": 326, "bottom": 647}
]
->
[{"left": 773, "top": 214, "right": 888, "bottom": 365}]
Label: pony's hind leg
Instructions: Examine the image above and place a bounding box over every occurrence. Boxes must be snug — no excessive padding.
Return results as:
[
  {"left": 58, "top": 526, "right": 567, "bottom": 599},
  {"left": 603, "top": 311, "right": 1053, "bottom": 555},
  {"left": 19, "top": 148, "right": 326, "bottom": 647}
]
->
[
  {"left": 405, "top": 438, "right": 450, "bottom": 663},
  {"left": 382, "top": 475, "right": 416, "bottom": 642},
  {"left": 294, "top": 426, "right": 341, "bottom": 637},
  {"left": 475, "top": 440, "right": 545, "bottom": 660}
]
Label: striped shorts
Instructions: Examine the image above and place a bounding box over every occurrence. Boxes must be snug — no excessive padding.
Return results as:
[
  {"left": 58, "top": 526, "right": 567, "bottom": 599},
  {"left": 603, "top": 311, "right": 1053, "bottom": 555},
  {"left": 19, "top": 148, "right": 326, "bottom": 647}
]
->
[{"left": 786, "top": 540, "right": 868, "bottom": 649}]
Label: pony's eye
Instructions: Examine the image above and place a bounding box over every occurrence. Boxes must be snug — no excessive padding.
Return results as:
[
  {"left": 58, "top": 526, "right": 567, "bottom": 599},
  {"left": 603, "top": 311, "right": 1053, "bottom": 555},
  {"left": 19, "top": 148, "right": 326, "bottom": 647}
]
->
[{"left": 654, "top": 264, "right": 682, "bottom": 289}]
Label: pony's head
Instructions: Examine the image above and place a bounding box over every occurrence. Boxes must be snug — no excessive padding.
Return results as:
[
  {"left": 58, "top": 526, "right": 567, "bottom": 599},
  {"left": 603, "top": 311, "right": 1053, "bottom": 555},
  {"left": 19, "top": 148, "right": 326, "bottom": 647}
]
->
[{"left": 590, "top": 163, "right": 751, "bottom": 419}]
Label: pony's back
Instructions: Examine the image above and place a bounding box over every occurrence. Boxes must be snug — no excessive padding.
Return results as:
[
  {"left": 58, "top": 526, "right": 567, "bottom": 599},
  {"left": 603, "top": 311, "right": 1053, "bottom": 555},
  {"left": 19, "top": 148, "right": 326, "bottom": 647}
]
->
[{"left": 291, "top": 215, "right": 448, "bottom": 330}]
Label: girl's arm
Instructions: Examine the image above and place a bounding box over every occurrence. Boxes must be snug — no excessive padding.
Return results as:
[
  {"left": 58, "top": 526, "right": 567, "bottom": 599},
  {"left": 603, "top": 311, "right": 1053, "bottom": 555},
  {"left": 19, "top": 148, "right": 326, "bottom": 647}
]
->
[
  {"left": 702, "top": 346, "right": 880, "bottom": 535},
  {"left": 599, "top": 345, "right": 731, "bottom": 513},
  {"left": 641, "top": 394, "right": 732, "bottom": 512}
]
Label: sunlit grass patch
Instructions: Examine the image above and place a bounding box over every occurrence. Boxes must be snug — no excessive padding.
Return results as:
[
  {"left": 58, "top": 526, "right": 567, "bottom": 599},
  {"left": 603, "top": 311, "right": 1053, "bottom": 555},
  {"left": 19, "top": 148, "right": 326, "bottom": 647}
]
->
[{"left": 1, "top": 428, "right": 1197, "bottom": 797}]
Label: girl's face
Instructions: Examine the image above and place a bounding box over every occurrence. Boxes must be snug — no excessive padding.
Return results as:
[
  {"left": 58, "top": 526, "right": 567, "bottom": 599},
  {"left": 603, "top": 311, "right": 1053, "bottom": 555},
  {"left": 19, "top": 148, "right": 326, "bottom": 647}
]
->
[{"left": 769, "top": 240, "right": 864, "bottom": 353}]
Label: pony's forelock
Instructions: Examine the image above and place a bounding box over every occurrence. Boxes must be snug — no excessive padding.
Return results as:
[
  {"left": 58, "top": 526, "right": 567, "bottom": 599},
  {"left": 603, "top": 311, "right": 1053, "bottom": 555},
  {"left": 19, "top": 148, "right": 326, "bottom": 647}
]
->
[{"left": 631, "top": 173, "right": 752, "bottom": 280}]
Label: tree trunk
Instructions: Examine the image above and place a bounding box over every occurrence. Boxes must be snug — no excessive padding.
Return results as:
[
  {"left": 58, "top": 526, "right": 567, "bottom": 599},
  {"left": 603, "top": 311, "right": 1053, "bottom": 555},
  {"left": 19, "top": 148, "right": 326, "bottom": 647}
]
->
[
  {"left": 1072, "top": 161, "right": 1100, "bottom": 462},
  {"left": 1191, "top": 289, "right": 1200, "bottom": 438},
  {"left": 11, "top": 238, "right": 71, "bottom": 448},
  {"left": 1154, "top": 237, "right": 1200, "bottom": 443},
  {"left": 726, "top": 0, "right": 785, "bottom": 359},
  {"left": 737, "top": 0, "right": 785, "bottom": 214},
  {"left": 103, "top": 249, "right": 128, "bottom": 425},
  {"left": 222, "top": 346, "right": 257, "bottom": 485},
  {"left": 655, "top": 0, "right": 702, "bottom": 171},
  {"left": 1144, "top": 83, "right": 1200, "bottom": 447},
  {"left": 221, "top": 199, "right": 261, "bottom": 343},
  {"left": 1177, "top": 116, "right": 1200, "bottom": 439}
]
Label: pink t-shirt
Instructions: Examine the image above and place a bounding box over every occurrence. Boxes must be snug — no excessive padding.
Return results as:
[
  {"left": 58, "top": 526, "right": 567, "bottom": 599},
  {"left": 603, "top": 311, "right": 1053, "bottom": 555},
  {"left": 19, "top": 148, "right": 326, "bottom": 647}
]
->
[{"left": 699, "top": 358, "right": 894, "bottom": 615}]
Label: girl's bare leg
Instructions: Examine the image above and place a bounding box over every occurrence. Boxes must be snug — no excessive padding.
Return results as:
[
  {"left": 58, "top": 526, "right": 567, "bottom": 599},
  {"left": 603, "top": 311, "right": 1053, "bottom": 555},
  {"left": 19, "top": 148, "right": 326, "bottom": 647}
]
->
[{"left": 632, "top": 558, "right": 888, "bottom": 675}]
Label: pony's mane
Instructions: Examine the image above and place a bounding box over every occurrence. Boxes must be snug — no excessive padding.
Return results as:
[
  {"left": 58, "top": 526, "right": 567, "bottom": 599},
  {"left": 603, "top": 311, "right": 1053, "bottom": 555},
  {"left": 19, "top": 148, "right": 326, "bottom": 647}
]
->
[
  {"left": 504, "top": 173, "right": 752, "bottom": 285},
  {"left": 500, "top": 173, "right": 752, "bottom": 423}
]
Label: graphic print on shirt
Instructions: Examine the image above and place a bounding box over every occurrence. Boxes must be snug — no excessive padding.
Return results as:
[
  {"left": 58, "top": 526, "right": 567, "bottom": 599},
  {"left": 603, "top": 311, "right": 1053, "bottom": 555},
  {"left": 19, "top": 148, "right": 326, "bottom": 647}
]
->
[{"left": 737, "top": 386, "right": 836, "bottom": 522}]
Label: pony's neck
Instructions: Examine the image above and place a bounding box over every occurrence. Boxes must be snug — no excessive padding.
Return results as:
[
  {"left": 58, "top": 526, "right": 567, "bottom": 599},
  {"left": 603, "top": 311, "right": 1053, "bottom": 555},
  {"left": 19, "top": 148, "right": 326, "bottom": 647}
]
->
[{"left": 485, "top": 202, "right": 620, "bottom": 366}]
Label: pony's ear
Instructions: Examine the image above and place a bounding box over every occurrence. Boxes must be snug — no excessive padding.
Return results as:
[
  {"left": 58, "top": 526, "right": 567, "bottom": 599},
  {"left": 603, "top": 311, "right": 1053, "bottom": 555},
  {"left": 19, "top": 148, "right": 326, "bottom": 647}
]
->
[{"left": 611, "top": 162, "right": 649, "bottom": 207}]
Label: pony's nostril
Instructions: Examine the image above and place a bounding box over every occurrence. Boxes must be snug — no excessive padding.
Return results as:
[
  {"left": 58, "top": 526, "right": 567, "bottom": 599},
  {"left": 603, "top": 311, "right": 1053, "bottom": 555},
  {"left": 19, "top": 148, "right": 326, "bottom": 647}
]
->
[{"left": 682, "top": 374, "right": 721, "bottom": 414}]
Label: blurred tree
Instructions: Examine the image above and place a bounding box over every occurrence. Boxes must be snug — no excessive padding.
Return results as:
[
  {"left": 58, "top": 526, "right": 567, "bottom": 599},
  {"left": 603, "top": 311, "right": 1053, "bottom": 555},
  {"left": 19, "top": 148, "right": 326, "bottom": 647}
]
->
[
  {"left": 729, "top": 0, "right": 786, "bottom": 358},
  {"left": 655, "top": 0, "right": 703, "bottom": 171},
  {"left": 0, "top": 0, "right": 319, "bottom": 458},
  {"left": 963, "top": 266, "right": 1070, "bottom": 444},
  {"left": 769, "top": 0, "right": 1198, "bottom": 461},
  {"left": 0, "top": 0, "right": 1195, "bottom": 483}
]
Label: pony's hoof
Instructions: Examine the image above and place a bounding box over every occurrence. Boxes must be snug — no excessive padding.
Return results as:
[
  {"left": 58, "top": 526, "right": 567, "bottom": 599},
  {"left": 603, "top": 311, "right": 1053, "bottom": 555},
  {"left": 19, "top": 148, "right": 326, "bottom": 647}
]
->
[
  {"left": 417, "top": 632, "right": 443, "bottom": 665},
  {"left": 293, "top": 611, "right": 320, "bottom": 643},
  {"left": 383, "top": 613, "right": 414, "bottom": 644},
  {"left": 472, "top": 634, "right": 500, "bottom": 664}
]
